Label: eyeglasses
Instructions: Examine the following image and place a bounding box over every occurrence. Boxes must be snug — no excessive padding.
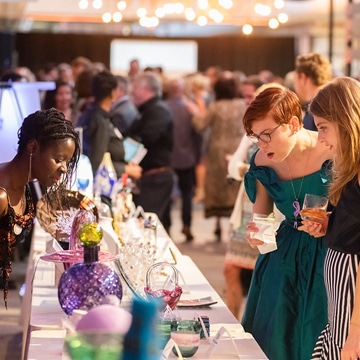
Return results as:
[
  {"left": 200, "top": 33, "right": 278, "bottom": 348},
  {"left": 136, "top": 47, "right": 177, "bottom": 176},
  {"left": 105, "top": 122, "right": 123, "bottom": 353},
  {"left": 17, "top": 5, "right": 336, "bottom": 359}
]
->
[{"left": 247, "top": 124, "right": 283, "bottom": 143}]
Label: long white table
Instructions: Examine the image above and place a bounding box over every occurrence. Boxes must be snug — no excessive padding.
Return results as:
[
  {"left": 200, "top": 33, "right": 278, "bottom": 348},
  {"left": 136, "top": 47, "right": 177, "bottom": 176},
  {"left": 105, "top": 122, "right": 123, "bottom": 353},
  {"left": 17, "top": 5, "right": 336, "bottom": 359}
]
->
[{"left": 22, "top": 217, "right": 268, "bottom": 360}]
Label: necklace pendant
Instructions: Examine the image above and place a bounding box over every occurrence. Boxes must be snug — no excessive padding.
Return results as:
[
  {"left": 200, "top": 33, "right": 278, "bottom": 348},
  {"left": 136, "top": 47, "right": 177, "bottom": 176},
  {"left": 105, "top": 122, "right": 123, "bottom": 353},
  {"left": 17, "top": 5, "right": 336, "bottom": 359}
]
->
[
  {"left": 14, "top": 224, "right": 23, "bottom": 235},
  {"left": 293, "top": 221, "right": 298, "bottom": 229}
]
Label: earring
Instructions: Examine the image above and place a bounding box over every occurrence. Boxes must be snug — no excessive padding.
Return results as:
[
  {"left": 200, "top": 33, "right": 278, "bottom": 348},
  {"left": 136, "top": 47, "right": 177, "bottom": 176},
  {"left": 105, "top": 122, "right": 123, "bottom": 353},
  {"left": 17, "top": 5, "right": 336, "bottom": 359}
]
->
[{"left": 28, "top": 153, "right": 33, "bottom": 182}]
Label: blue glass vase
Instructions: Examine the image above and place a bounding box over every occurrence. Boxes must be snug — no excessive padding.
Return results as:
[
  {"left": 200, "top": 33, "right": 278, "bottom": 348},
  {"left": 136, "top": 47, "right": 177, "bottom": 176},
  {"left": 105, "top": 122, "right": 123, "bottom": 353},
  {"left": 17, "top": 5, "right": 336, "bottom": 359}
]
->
[{"left": 58, "top": 223, "right": 122, "bottom": 316}]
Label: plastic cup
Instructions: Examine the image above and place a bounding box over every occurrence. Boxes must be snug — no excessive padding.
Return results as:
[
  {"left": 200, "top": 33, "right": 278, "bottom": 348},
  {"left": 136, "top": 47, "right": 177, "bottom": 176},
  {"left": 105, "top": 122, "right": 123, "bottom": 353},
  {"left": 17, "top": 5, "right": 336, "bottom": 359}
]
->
[{"left": 252, "top": 213, "right": 277, "bottom": 254}]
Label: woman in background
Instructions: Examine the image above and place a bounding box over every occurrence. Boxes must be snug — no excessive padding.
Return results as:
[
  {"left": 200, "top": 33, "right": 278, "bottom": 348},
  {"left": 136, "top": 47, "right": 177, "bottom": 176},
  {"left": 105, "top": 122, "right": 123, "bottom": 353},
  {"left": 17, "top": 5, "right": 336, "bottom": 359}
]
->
[{"left": 43, "top": 81, "right": 76, "bottom": 124}]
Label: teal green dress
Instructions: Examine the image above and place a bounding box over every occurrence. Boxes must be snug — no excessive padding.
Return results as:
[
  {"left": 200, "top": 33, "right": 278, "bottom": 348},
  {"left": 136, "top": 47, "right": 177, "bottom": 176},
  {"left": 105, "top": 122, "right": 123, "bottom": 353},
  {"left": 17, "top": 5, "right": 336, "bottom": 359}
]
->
[{"left": 241, "top": 153, "right": 331, "bottom": 360}]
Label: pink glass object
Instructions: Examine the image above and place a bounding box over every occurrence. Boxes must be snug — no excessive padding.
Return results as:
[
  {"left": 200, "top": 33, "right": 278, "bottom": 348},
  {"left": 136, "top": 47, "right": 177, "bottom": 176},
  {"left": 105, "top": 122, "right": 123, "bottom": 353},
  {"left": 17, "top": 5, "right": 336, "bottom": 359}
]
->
[
  {"left": 144, "top": 262, "right": 182, "bottom": 311},
  {"left": 69, "top": 209, "right": 97, "bottom": 250}
]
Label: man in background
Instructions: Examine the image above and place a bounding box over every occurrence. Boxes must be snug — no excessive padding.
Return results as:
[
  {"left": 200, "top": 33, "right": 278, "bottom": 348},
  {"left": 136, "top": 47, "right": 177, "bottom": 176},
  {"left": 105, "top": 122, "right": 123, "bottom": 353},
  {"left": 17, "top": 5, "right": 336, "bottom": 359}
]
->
[
  {"left": 111, "top": 75, "right": 138, "bottom": 137},
  {"left": 293, "top": 53, "right": 333, "bottom": 130},
  {"left": 127, "top": 72, "right": 174, "bottom": 232}
]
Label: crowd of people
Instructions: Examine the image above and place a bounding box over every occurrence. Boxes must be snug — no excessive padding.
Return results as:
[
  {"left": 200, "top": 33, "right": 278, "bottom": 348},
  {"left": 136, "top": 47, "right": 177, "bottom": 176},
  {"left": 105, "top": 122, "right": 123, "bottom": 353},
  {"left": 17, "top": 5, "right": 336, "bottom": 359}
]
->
[{"left": 2, "top": 52, "right": 360, "bottom": 360}]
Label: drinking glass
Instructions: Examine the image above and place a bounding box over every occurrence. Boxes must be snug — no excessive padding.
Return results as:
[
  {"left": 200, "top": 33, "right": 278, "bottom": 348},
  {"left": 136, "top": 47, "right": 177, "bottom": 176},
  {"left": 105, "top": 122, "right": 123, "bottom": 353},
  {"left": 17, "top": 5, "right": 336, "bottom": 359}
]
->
[
  {"left": 300, "top": 194, "right": 328, "bottom": 222},
  {"left": 170, "top": 319, "right": 202, "bottom": 357}
]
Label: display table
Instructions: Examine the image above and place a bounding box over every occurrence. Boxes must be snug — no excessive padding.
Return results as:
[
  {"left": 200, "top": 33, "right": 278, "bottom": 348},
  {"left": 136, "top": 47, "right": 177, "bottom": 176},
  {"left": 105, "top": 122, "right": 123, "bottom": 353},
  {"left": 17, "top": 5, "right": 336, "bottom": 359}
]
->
[{"left": 22, "top": 217, "right": 268, "bottom": 360}]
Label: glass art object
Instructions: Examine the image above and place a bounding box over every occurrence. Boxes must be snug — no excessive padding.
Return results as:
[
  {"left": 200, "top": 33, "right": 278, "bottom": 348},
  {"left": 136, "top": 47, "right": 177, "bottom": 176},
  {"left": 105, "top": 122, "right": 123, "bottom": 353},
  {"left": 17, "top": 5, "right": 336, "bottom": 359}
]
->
[
  {"left": 58, "top": 222, "right": 122, "bottom": 316},
  {"left": 144, "top": 262, "right": 182, "bottom": 311},
  {"left": 36, "top": 189, "right": 98, "bottom": 239}
]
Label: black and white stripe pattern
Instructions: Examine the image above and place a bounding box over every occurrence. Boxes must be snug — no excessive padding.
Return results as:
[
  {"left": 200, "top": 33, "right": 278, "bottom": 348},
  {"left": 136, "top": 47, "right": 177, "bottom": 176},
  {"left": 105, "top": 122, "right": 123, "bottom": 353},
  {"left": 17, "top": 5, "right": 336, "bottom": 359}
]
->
[{"left": 312, "top": 248, "right": 360, "bottom": 359}]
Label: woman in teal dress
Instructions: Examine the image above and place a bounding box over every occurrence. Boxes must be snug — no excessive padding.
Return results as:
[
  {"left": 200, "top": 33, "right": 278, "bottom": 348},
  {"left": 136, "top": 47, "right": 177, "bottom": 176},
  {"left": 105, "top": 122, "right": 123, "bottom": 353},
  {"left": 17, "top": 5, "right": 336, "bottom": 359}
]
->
[{"left": 240, "top": 86, "right": 333, "bottom": 360}]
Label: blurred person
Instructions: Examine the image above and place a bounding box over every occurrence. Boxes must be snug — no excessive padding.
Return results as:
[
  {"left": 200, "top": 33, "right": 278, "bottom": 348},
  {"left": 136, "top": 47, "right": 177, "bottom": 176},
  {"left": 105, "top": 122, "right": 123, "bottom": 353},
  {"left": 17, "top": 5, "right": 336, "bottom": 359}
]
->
[
  {"left": 186, "top": 73, "right": 211, "bottom": 202},
  {"left": 258, "top": 69, "right": 275, "bottom": 84},
  {"left": 15, "top": 67, "right": 36, "bottom": 82},
  {"left": 165, "top": 77, "right": 202, "bottom": 242},
  {"left": 193, "top": 73, "right": 247, "bottom": 241},
  {"left": 242, "top": 86, "right": 332, "bottom": 359},
  {"left": 224, "top": 82, "right": 285, "bottom": 320},
  {"left": 0, "top": 108, "right": 80, "bottom": 307},
  {"left": 43, "top": 81, "right": 75, "bottom": 124},
  {"left": 293, "top": 52, "right": 332, "bottom": 131},
  {"left": 37, "top": 62, "right": 59, "bottom": 82},
  {"left": 0, "top": 71, "right": 25, "bottom": 82},
  {"left": 110, "top": 75, "right": 139, "bottom": 137},
  {"left": 57, "top": 62, "right": 74, "bottom": 87},
  {"left": 73, "top": 68, "right": 98, "bottom": 125},
  {"left": 240, "top": 75, "right": 264, "bottom": 106},
  {"left": 77, "top": 70, "right": 142, "bottom": 180},
  {"left": 127, "top": 73, "right": 173, "bottom": 232},
  {"left": 128, "top": 58, "right": 141, "bottom": 81},
  {"left": 70, "top": 56, "right": 93, "bottom": 83}
]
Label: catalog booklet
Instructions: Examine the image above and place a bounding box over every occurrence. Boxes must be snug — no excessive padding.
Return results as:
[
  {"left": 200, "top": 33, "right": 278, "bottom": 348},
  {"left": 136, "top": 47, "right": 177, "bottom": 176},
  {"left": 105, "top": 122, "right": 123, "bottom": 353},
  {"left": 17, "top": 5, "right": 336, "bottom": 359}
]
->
[{"left": 123, "top": 137, "right": 147, "bottom": 164}]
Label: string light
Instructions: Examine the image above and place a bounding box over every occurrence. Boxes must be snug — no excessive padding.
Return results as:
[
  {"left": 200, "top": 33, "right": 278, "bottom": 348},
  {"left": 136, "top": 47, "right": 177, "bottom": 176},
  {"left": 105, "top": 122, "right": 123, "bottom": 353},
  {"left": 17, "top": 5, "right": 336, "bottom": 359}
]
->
[{"left": 77, "top": 0, "right": 288, "bottom": 32}]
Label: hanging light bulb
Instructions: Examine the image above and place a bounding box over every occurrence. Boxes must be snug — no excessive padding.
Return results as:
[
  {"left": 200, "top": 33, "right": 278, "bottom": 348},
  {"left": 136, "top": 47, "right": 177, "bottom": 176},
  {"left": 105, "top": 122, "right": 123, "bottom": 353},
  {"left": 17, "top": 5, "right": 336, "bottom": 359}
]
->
[
  {"left": 197, "top": 15, "right": 208, "bottom": 26},
  {"left": 113, "top": 12, "right": 123, "bottom": 22},
  {"left": 102, "top": 12, "right": 112, "bottom": 23},
  {"left": 274, "top": 0, "right": 285, "bottom": 9},
  {"left": 268, "top": 18, "right": 279, "bottom": 29},
  {"left": 185, "top": 7, "right": 196, "bottom": 21},
  {"left": 242, "top": 23, "right": 253, "bottom": 35},
  {"left": 218, "top": 0, "right": 233, "bottom": 9},
  {"left": 136, "top": 7, "right": 147, "bottom": 17},
  {"left": 79, "top": 0, "right": 88, "bottom": 10},
  {"left": 92, "top": 0, "right": 103, "bottom": 10},
  {"left": 198, "top": 0, "right": 208, "bottom": 10},
  {"left": 117, "top": 1, "right": 126, "bottom": 11},
  {"left": 278, "top": 12, "right": 288, "bottom": 23}
]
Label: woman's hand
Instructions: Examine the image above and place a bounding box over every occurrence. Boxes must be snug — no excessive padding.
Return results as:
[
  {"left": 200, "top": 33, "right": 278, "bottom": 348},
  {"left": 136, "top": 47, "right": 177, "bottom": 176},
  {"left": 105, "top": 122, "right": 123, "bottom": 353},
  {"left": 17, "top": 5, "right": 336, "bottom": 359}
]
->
[
  {"left": 341, "top": 323, "right": 360, "bottom": 360},
  {"left": 298, "top": 211, "right": 330, "bottom": 237},
  {"left": 246, "top": 221, "right": 265, "bottom": 247}
]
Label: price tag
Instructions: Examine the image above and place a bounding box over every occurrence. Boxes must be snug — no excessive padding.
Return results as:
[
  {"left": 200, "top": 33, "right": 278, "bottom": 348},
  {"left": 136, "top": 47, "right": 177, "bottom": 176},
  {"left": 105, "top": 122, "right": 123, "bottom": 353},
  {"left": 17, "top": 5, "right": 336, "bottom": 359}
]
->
[
  {"left": 205, "top": 326, "right": 241, "bottom": 359},
  {"left": 160, "top": 338, "right": 184, "bottom": 360}
]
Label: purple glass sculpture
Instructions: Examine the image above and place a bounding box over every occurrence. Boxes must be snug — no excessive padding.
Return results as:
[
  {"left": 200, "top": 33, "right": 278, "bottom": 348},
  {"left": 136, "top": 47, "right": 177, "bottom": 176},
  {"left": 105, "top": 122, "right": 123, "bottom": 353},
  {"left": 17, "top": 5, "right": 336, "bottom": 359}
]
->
[{"left": 58, "top": 222, "right": 122, "bottom": 316}]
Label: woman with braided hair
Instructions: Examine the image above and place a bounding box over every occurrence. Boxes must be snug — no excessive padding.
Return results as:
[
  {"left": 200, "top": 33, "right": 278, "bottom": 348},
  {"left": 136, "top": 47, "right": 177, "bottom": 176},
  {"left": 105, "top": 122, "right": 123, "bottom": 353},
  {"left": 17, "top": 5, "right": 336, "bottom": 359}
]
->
[{"left": 0, "top": 108, "right": 80, "bottom": 307}]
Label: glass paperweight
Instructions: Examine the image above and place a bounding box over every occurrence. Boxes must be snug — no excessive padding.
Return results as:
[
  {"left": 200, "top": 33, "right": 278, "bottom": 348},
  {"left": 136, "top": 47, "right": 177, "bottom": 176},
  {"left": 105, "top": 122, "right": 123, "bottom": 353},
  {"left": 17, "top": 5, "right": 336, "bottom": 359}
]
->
[{"left": 58, "top": 222, "right": 123, "bottom": 316}]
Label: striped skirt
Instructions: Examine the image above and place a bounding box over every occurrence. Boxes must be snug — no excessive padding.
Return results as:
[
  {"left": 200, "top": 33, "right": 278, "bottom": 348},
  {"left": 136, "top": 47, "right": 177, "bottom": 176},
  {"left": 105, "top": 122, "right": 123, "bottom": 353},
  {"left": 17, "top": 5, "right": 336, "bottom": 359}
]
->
[{"left": 312, "top": 248, "right": 360, "bottom": 359}]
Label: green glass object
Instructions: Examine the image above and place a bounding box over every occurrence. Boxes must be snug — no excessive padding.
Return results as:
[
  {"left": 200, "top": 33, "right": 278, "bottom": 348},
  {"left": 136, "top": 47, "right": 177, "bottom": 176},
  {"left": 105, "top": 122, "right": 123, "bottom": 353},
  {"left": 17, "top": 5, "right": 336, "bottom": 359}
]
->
[
  {"left": 65, "top": 332, "right": 123, "bottom": 360},
  {"left": 78, "top": 222, "right": 103, "bottom": 247}
]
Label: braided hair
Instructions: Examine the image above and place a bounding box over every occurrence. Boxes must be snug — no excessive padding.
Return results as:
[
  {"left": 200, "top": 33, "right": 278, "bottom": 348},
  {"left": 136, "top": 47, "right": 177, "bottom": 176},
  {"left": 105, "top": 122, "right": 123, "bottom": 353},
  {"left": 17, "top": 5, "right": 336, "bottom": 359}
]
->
[{"left": 17, "top": 108, "right": 81, "bottom": 191}]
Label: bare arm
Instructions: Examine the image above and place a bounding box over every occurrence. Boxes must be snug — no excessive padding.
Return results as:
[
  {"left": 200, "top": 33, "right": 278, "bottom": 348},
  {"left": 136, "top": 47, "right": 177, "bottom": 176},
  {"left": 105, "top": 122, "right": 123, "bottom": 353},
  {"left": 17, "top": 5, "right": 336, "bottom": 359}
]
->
[{"left": 0, "top": 189, "right": 8, "bottom": 217}]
